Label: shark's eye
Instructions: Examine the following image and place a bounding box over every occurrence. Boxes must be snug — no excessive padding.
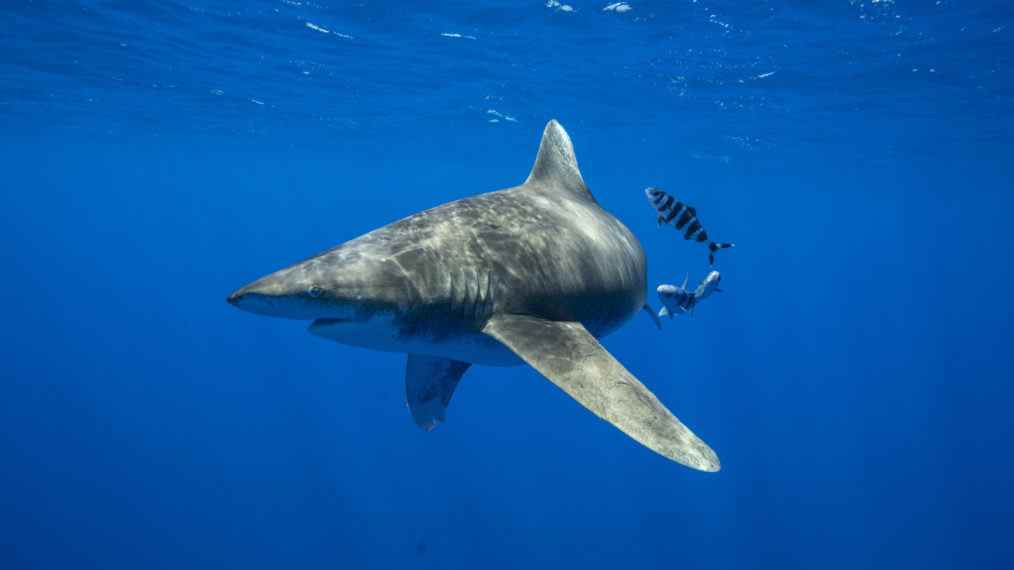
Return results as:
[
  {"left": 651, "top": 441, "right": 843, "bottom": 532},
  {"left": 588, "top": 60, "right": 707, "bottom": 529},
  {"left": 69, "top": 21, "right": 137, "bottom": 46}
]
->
[{"left": 307, "top": 285, "right": 323, "bottom": 298}]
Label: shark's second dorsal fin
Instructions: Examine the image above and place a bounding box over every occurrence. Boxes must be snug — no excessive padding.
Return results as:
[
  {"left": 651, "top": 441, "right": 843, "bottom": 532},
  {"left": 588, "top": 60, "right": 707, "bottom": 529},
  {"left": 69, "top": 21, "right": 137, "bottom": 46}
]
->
[{"left": 525, "top": 119, "right": 592, "bottom": 200}]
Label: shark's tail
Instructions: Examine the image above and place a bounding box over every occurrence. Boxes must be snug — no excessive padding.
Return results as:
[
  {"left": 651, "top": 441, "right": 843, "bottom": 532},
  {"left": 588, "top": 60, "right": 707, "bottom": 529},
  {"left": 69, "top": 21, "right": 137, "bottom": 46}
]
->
[{"left": 707, "top": 242, "right": 735, "bottom": 266}]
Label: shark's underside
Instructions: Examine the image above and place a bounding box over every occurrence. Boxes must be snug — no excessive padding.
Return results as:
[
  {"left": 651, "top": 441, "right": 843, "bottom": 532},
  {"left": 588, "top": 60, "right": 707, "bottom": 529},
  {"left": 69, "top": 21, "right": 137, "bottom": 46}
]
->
[{"left": 228, "top": 120, "right": 720, "bottom": 472}]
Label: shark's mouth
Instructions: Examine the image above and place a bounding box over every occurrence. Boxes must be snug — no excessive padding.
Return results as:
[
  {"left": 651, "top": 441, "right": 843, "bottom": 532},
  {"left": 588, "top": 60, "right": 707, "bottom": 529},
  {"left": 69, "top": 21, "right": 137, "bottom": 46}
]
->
[
  {"left": 310, "top": 317, "right": 350, "bottom": 327},
  {"left": 308, "top": 318, "right": 351, "bottom": 338}
]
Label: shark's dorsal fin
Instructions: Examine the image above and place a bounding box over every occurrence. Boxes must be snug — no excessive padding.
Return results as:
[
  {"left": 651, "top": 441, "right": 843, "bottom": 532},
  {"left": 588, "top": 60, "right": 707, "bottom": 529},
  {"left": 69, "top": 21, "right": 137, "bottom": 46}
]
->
[
  {"left": 525, "top": 120, "right": 592, "bottom": 200},
  {"left": 482, "top": 314, "right": 720, "bottom": 471}
]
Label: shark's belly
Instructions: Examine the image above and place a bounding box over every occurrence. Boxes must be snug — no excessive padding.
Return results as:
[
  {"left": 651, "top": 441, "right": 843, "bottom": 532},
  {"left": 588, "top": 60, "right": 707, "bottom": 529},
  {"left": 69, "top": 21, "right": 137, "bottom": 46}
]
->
[{"left": 310, "top": 313, "right": 523, "bottom": 366}]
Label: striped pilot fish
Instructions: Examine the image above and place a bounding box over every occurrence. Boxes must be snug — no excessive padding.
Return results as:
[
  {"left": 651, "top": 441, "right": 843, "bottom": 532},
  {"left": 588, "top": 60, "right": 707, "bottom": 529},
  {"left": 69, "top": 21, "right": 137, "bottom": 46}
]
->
[
  {"left": 656, "top": 271, "right": 723, "bottom": 319},
  {"left": 644, "top": 187, "right": 735, "bottom": 266}
]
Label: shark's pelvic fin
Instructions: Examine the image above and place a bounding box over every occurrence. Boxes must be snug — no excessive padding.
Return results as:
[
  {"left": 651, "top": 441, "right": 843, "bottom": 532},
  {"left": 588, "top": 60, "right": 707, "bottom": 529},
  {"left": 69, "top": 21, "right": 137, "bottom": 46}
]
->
[
  {"left": 524, "top": 119, "right": 591, "bottom": 200},
  {"left": 405, "top": 354, "right": 471, "bottom": 432},
  {"left": 482, "top": 314, "right": 720, "bottom": 472}
]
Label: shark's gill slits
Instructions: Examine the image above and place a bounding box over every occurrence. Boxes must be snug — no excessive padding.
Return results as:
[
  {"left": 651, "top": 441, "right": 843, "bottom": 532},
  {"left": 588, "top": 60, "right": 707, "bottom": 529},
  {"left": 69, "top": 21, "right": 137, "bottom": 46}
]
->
[{"left": 448, "top": 267, "right": 496, "bottom": 322}]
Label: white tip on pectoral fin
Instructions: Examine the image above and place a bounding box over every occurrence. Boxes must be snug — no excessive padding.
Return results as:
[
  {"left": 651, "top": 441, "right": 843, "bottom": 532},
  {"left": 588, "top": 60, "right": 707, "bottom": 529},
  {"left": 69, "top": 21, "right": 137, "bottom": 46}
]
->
[{"left": 482, "top": 314, "right": 720, "bottom": 472}]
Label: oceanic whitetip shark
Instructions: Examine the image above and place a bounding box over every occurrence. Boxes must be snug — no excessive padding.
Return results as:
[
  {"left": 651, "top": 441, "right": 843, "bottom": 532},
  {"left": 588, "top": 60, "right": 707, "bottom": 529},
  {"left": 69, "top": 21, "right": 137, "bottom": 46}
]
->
[{"left": 227, "top": 120, "right": 720, "bottom": 471}]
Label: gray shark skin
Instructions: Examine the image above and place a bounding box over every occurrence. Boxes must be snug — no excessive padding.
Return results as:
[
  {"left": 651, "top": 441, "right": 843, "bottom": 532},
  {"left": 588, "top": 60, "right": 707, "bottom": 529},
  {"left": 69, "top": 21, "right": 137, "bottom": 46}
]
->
[{"left": 227, "top": 120, "right": 720, "bottom": 471}]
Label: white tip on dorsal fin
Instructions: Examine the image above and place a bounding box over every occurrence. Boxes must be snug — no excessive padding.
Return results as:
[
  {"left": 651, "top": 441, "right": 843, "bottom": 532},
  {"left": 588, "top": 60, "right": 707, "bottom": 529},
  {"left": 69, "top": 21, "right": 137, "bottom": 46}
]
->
[{"left": 525, "top": 119, "right": 591, "bottom": 199}]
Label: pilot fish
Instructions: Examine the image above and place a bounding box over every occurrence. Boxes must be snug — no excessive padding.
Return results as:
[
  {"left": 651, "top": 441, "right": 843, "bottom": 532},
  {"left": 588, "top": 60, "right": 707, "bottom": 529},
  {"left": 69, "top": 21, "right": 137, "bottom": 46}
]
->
[
  {"left": 656, "top": 271, "right": 723, "bottom": 319},
  {"left": 644, "top": 187, "right": 735, "bottom": 266}
]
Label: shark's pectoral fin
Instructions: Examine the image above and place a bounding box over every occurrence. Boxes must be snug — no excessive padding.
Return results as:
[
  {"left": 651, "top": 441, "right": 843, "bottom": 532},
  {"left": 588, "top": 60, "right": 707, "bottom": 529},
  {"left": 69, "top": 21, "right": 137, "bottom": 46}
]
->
[
  {"left": 482, "top": 314, "right": 720, "bottom": 472},
  {"left": 405, "top": 354, "right": 471, "bottom": 432}
]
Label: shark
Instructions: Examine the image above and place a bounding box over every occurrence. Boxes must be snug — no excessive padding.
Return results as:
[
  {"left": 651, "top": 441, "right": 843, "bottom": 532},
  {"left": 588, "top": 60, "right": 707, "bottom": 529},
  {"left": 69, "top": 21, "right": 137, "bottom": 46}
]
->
[{"left": 227, "top": 120, "right": 720, "bottom": 471}]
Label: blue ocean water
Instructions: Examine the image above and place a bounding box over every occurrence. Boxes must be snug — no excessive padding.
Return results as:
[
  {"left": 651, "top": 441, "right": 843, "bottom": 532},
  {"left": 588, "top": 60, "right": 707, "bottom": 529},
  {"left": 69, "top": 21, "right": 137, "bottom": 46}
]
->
[{"left": 3, "top": 1, "right": 1013, "bottom": 568}]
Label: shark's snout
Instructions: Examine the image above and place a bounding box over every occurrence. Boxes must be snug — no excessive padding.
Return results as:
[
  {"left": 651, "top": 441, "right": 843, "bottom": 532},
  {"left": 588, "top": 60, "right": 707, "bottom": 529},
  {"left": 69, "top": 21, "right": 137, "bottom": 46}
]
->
[
  {"left": 227, "top": 275, "right": 275, "bottom": 306},
  {"left": 226, "top": 285, "right": 269, "bottom": 309},
  {"left": 227, "top": 253, "right": 384, "bottom": 321},
  {"left": 225, "top": 271, "right": 318, "bottom": 319},
  {"left": 226, "top": 284, "right": 271, "bottom": 314}
]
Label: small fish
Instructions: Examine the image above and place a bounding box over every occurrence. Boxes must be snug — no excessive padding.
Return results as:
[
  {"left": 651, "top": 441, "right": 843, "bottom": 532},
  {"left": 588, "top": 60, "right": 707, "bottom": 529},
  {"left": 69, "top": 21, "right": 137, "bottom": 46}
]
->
[
  {"left": 692, "top": 270, "right": 723, "bottom": 301},
  {"left": 656, "top": 271, "right": 723, "bottom": 320},
  {"left": 656, "top": 275, "right": 696, "bottom": 319},
  {"left": 644, "top": 187, "right": 735, "bottom": 265}
]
